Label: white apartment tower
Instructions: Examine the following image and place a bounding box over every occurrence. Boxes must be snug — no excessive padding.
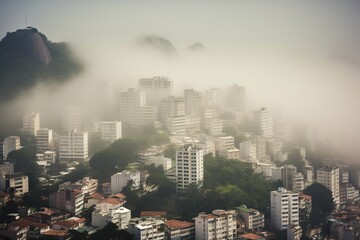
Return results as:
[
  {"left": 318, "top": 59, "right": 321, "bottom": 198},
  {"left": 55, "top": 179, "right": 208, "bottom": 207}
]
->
[
  {"left": 239, "top": 140, "right": 257, "bottom": 162},
  {"left": 160, "top": 96, "right": 186, "bottom": 135},
  {"left": 204, "top": 88, "right": 224, "bottom": 107},
  {"left": 119, "top": 88, "right": 157, "bottom": 127},
  {"left": 254, "top": 107, "right": 273, "bottom": 138},
  {"left": 3, "top": 136, "right": 21, "bottom": 160},
  {"left": 184, "top": 89, "right": 202, "bottom": 116},
  {"left": 176, "top": 144, "right": 204, "bottom": 191},
  {"left": 59, "top": 130, "right": 88, "bottom": 160},
  {"left": 23, "top": 111, "right": 40, "bottom": 136},
  {"left": 316, "top": 167, "right": 340, "bottom": 208},
  {"left": 195, "top": 209, "right": 237, "bottom": 240},
  {"left": 139, "top": 76, "right": 173, "bottom": 106},
  {"left": 36, "top": 128, "right": 53, "bottom": 153},
  {"left": 99, "top": 121, "right": 122, "bottom": 143},
  {"left": 271, "top": 187, "right": 299, "bottom": 230},
  {"left": 227, "top": 84, "right": 245, "bottom": 112},
  {"left": 63, "top": 107, "right": 82, "bottom": 131}
]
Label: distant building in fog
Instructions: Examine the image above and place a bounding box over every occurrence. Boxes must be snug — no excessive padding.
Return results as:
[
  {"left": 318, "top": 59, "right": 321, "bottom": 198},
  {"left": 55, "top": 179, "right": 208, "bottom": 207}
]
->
[
  {"left": 59, "top": 130, "right": 88, "bottom": 161},
  {"left": 254, "top": 107, "right": 273, "bottom": 139},
  {"left": 139, "top": 76, "right": 173, "bottom": 106},
  {"left": 3, "top": 136, "right": 21, "bottom": 160},
  {"left": 23, "top": 111, "right": 40, "bottom": 136},
  {"left": 99, "top": 121, "right": 122, "bottom": 143}
]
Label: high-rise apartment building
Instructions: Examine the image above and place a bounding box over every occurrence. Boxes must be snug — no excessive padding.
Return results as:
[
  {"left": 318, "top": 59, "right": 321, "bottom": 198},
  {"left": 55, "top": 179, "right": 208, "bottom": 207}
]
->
[
  {"left": 63, "top": 106, "right": 82, "bottom": 131},
  {"left": 254, "top": 107, "right": 273, "bottom": 138},
  {"left": 184, "top": 89, "right": 202, "bottom": 116},
  {"left": 36, "top": 128, "right": 53, "bottom": 153},
  {"left": 204, "top": 88, "right": 224, "bottom": 107},
  {"left": 119, "top": 88, "right": 157, "bottom": 127},
  {"left": 316, "top": 167, "right": 340, "bottom": 208},
  {"left": 160, "top": 96, "right": 186, "bottom": 135},
  {"left": 270, "top": 187, "right": 299, "bottom": 230},
  {"left": 227, "top": 84, "right": 245, "bottom": 112},
  {"left": 139, "top": 76, "right": 173, "bottom": 106},
  {"left": 3, "top": 136, "right": 21, "bottom": 160},
  {"left": 99, "top": 121, "right": 122, "bottom": 143},
  {"left": 59, "top": 130, "right": 88, "bottom": 161},
  {"left": 23, "top": 111, "right": 40, "bottom": 136},
  {"left": 176, "top": 144, "right": 204, "bottom": 191}
]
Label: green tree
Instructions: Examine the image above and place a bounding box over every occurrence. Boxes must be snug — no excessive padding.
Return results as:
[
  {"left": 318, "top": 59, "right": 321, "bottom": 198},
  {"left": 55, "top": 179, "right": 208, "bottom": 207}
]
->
[{"left": 303, "top": 183, "right": 335, "bottom": 226}]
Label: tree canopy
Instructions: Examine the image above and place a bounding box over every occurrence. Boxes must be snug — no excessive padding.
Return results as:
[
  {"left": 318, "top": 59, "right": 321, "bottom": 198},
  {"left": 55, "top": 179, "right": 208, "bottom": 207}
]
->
[{"left": 303, "top": 183, "right": 335, "bottom": 226}]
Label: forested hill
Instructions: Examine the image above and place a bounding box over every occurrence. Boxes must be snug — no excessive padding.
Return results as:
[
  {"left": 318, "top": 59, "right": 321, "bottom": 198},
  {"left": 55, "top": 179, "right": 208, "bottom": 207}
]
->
[{"left": 0, "top": 27, "right": 83, "bottom": 101}]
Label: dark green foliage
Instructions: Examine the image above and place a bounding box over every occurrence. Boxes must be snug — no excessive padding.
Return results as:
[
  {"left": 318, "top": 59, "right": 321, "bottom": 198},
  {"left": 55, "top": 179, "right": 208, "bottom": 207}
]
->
[
  {"left": 163, "top": 144, "right": 176, "bottom": 160},
  {"left": 303, "top": 183, "right": 336, "bottom": 226},
  {"left": 88, "top": 132, "right": 109, "bottom": 155},
  {"left": 61, "top": 163, "right": 88, "bottom": 183},
  {"left": 0, "top": 28, "right": 82, "bottom": 101},
  {"left": 89, "top": 138, "right": 138, "bottom": 181},
  {"left": 279, "top": 148, "right": 305, "bottom": 172}
]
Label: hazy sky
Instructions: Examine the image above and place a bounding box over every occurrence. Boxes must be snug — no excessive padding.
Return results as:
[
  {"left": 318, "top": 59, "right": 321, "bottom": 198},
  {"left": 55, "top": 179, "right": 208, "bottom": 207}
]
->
[{"left": 1, "top": 0, "right": 360, "bottom": 161}]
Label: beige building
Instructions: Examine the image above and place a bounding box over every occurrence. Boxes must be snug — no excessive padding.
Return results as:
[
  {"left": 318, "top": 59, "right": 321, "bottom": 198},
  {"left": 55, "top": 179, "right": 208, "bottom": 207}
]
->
[
  {"left": 23, "top": 111, "right": 40, "bottom": 136},
  {"left": 0, "top": 172, "right": 29, "bottom": 196}
]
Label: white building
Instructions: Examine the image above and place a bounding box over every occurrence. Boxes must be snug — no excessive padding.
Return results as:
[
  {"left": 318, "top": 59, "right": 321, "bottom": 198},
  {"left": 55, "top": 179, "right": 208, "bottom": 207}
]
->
[
  {"left": 254, "top": 107, "right": 273, "bottom": 139},
  {"left": 292, "top": 172, "right": 305, "bottom": 193},
  {"left": 92, "top": 199, "right": 131, "bottom": 229},
  {"left": 36, "top": 128, "right": 53, "bottom": 153},
  {"left": 59, "top": 177, "right": 98, "bottom": 196},
  {"left": 139, "top": 76, "right": 173, "bottom": 106},
  {"left": 119, "top": 88, "right": 157, "bottom": 127},
  {"left": 99, "top": 121, "right": 122, "bottom": 143},
  {"left": 214, "top": 136, "right": 234, "bottom": 152},
  {"left": 219, "top": 148, "right": 240, "bottom": 160},
  {"left": 239, "top": 140, "right": 257, "bottom": 162},
  {"left": 160, "top": 96, "right": 186, "bottom": 135},
  {"left": 193, "top": 139, "right": 215, "bottom": 156},
  {"left": 204, "top": 88, "right": 225, "bottom": 107},
  {"left": 63, "top": 107, "right": 82, "bottom": 131},
  {"left": 128, "top": 218, "right": 165, "bottom": 240},
  {"left": 271, "top": 187, "right": 299, "bottom": 230},
  {"left": 3, "top": 136, "right": 21, "bottom": 160},
  {"left": 226, "top": 84, "right": 245, "bottom": 112},
  {"left": 317, "top": 167, "right": 340, "bottom": 208},
  {"left": 23, "top": 111, "right": 40, "bottom": 136},
  {"left": 0, "top": 173, "right": 29, "bottom": 196},
  {"left": 111, "top": 170, "right": 140, "bottom": 193},
  {"left": 145, "top": 156, "right": 172, "bottom": 171},
  {"left": 36, "top": 151, "right": 56, "bottom": 165},
  {"left": 59, "top": 130, "right": 88, "bottom": 161},
  {"left": 184, "top": 89, "right": 202, "bottom": 116},
  {"left": 195, "top": 209, "right": 237, "bottom": 240},
  {"left": 176, "top": 144, "right": 204, "bottom": 191},
  {"left": 206, "top": 119, "right": 223, "bottom": 136}
]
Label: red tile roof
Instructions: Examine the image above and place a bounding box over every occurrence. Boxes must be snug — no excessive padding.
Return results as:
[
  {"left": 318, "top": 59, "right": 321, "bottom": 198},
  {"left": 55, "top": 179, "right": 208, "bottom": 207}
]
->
[
  {"left": 42, "top": 229, "right": 70, "bottom": 237},
  {"left": 8, "top": 218, "right": 48, "bottom": 230},
  {"left": 164, "top": 220, "right": 194, "bottom": 230},
  {"left": 53, "top": 219, "right": 80, "bottom": 229},
  {"left": 98, "top": 197, "right": 124, "bottom": 205},
  {"left": 239, "top": 233, "right": 263, "bottom": 239},
  {"left": 89, "top": 193, "right": 104, "bottom": 200},
  {"left": 140, "top": 211, "right": 167, "bottom": 218},
  {"left": 0, "top": 192, "right": 10, "bottom": 198}
]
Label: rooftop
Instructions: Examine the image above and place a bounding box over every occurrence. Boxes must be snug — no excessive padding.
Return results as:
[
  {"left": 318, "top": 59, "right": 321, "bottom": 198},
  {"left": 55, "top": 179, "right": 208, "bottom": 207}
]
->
[{"left": 164, "top": 220, "right": 194, "bottom": 230}]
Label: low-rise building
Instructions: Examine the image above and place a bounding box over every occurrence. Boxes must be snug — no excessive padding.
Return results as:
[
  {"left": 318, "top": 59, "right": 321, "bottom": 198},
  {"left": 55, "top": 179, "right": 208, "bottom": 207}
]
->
[
  {"left": 195, "top": 209, "right": 237, "bottom": 240},
  {"left": 164, "top": 220, "right": 195, "bottom": 240},
  {"left": 0, "top": 172, "right": 29, "bottom": 196},
  {"left": 59, "top": 177, "right": 98, "bottom": 196},
  {"left": 237, "top": 205, "right": 265, "bottom": 231},
  {"left": 127, "top": 218, "right": 165, "bottom": 240},
  {"left": 111, "top": 170, "right": 140, "bottom": 193},
  {"left": 219, "top": 148, "right": 240, "bottom": 160},
  {"left": 49, "top": 189, "right": 84, "bottom": 216},
  {"left": 287, "top": 225, "right": 302, "bottom": 240},
  {"left": 91, "top": 197, "right": 129, "bottom": 229}
]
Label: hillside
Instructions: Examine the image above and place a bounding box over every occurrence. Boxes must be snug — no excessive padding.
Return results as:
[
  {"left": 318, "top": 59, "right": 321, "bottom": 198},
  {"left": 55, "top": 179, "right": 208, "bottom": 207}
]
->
[{"left": 0, "top": 27, "right": 83, "bottom": 102}]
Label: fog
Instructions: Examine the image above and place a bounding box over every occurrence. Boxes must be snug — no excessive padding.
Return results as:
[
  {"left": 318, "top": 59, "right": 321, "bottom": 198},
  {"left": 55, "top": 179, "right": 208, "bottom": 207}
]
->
[{"left": 1, "top": 0, "right": 360, "bottom": 162}]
